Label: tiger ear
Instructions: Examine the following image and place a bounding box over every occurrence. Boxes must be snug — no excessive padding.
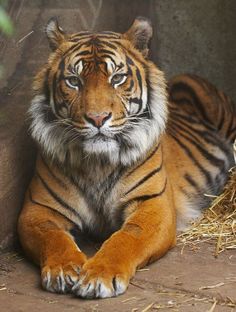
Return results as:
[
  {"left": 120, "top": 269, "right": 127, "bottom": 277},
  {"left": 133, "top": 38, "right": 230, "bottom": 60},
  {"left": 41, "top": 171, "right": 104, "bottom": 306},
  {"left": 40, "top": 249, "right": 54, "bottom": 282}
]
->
[
  {"left": 124, "top": 17, "right": 153, "bottom": 57},
  {"left": 46, "top": 17, "right": 66, "bottom": 50}
]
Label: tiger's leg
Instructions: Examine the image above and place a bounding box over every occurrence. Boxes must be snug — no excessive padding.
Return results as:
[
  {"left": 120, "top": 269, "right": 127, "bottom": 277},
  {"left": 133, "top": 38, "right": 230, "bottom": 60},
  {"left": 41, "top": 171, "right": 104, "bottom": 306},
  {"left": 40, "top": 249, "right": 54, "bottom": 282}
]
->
[
  {"left": 72, "top": 195, "right": 176, "bottom": 298},
  {"left": 18, "top": 192, "right": 87, "bottom": 294}
]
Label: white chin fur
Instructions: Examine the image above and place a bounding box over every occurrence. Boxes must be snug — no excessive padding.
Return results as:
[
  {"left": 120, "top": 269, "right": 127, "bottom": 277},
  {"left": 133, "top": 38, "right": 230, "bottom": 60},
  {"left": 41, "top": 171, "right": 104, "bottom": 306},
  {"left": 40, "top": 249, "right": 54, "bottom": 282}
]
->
[{"left": 83, "top": 138, "right": 120, "bottom": 165}]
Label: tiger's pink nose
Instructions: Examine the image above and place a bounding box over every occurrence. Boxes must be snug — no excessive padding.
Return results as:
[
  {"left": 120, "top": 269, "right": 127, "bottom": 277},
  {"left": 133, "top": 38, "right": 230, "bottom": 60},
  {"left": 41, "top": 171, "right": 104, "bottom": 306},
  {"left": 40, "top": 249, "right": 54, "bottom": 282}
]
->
[{"left": 84, "top": 112, "right": 112, "bottom": 128}]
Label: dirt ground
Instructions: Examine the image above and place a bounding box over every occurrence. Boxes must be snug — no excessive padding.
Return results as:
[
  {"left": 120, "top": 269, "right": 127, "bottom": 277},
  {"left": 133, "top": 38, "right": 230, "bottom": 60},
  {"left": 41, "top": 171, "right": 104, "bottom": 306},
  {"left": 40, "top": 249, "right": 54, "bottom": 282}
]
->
[{"left": 0, "top": 243, "right": 235, "bottom": 312}]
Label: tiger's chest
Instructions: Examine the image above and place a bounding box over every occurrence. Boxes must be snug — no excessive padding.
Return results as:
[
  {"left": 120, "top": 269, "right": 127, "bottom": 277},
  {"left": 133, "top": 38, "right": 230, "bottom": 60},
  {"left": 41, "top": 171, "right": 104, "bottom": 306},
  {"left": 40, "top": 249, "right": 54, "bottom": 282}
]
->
[
  {"left": 70, "top": 166, "right": 127, "bottom": 239},
  {"left": 66, "top": 146, "right": 164, "bottom": 238}
]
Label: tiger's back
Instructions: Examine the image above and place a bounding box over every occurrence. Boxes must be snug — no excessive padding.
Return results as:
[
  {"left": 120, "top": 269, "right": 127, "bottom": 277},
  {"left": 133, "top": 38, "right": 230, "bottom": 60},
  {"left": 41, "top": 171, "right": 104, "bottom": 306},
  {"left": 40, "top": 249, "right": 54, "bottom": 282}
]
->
[{"left": 165, "top": 74, "right": 235, "bottom": 228}]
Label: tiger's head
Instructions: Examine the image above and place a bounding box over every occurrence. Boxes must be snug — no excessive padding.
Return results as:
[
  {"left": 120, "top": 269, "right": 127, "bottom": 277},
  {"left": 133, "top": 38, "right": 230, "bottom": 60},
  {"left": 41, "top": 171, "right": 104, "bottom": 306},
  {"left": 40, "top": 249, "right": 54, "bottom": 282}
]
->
[{"left": 30, "top": 17, "right": 168, "bottom": 167}]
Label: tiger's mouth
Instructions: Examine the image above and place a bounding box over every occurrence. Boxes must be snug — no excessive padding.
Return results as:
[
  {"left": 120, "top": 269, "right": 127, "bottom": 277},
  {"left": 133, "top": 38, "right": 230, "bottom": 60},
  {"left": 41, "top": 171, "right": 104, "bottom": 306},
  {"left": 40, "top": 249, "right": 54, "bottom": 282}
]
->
[
  {"left": 78, "top": 123, "right": 124, "bottom": 141},
  {"left": 82, "top": 131, "right": 120, "bottom": 148},
  {"left": 90, "top": 133, "right": 112, "bottom": 141}
]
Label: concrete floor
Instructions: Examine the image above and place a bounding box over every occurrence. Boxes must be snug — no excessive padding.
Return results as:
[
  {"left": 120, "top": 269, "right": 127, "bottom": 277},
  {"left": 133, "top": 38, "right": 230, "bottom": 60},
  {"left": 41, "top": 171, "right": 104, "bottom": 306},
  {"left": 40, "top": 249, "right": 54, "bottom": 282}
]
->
[{"left": 0, "top": 243, "right": 235, "bottom": 312}]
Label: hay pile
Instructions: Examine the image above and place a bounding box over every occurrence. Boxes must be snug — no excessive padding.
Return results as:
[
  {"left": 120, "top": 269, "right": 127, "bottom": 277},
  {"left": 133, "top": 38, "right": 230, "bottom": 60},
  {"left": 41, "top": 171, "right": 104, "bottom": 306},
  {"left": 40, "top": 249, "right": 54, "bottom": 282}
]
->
[{"left": 178, "top": 164, "right": 236, "bottom": 257}]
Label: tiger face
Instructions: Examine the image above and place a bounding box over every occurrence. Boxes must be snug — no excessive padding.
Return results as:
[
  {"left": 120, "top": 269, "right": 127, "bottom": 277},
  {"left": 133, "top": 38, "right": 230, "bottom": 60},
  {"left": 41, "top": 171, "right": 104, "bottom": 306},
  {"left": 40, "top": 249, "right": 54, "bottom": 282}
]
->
[{"left": 30, "top": 17, "right": 168, "bottom": 166}]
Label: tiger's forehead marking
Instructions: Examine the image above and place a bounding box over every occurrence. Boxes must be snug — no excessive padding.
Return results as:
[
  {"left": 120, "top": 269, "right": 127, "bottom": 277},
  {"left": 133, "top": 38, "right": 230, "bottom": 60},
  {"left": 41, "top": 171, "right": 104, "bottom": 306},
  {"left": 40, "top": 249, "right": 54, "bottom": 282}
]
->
[
  {"left": 72, "top": 58, "right": 123, "bottom": 78},
  {"left": 75, "top": 60, "right": 83, "bottom": 75},
  {"left": 69, "top": 31, "right": 122, "bottom": 42},
  {"left": 64, "top": 35, "right": 127, "bottom": 77},
  {"left": 104, "top": 58, "right": 116, "bottom": 74}
]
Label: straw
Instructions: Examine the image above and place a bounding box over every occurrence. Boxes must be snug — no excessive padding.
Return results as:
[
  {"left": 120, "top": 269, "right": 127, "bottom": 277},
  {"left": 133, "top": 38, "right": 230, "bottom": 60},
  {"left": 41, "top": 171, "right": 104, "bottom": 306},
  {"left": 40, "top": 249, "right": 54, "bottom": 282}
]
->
[{"left": 178, "top": 166, "right": 236, "bottom": 257}]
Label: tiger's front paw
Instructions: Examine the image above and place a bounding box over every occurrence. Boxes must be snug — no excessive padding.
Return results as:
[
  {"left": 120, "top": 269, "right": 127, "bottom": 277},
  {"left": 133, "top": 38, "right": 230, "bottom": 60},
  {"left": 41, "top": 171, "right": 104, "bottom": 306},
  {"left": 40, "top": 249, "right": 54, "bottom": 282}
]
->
[
  {"left": 72, "top": 258, "right": 131, "bottom": 299},
  {"left": 41, "top": 256, "right": 86, "bottom": 294}
]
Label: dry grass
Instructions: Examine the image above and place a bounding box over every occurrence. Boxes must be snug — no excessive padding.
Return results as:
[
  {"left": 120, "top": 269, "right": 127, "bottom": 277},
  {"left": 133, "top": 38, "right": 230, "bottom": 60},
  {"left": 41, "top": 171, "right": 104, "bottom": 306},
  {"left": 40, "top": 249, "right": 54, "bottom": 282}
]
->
[
  {"left": 178, "top": 166, "right": 236, "bottom": 257},
  {"left": 139, "top": 292, "right": 236, "bottom": 311}
]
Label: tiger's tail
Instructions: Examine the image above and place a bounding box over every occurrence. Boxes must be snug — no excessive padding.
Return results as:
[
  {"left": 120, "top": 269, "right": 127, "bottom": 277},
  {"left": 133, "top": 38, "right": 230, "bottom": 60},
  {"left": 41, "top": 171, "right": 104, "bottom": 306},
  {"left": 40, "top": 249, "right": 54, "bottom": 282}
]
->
[{"left": 168, "top": 74, "right": 236, "bottom": 143}]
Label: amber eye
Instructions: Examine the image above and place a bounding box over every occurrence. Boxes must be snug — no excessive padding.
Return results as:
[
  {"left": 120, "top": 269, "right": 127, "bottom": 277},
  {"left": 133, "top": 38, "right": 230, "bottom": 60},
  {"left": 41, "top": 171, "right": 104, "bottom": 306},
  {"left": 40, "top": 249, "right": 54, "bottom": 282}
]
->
[
  {"left": 111, "top": 74, "right": 127, "bottom": 86},
  {"left": 65, "top": 76, "right": 81, "bottom": 89}
]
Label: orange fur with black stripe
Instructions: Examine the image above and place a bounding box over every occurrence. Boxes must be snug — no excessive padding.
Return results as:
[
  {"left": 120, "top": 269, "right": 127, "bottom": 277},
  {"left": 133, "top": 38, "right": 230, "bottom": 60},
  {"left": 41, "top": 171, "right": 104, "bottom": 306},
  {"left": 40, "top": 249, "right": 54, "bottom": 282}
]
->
[{"left": 18, "top": 17, "right": 236, "bottom": 298}]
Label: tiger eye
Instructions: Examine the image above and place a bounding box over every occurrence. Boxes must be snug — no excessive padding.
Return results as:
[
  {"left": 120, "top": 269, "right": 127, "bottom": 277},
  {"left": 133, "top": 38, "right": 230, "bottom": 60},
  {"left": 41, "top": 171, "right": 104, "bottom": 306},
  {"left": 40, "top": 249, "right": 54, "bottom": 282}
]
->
[
  {"left": 68, "top": 76, "right": 79, "bottom": 87},
  {"left": 65, "top": 76, "right": 81, "bottom": 89},
  {"left": 111, "top": 74, "right": 126, "bottom": 85}
]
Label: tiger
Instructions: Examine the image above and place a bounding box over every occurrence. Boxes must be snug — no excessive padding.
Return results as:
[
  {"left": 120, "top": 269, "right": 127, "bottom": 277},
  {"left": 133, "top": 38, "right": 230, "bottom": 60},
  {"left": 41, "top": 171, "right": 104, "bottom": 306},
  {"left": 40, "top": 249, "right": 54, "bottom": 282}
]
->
[{"left": 18, "top": 16, "right": 236, "bottom": 299}]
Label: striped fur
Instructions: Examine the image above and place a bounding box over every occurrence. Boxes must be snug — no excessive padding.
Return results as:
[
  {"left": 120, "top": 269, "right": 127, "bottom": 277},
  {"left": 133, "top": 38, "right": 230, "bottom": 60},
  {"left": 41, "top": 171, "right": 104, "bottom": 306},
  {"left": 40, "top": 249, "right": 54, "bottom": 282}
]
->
[
  {"left": 167, "top": 74, "right": 235, "bottom": 228},
  {"left": 18, "top": 17, "right": 235, "bottom": 298}
]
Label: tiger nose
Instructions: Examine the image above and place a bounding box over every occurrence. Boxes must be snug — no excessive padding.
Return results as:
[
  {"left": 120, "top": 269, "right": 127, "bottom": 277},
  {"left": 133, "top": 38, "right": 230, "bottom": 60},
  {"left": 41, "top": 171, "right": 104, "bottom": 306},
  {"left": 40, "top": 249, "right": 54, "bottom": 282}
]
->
[{"left": 84, "top": 112, "right": 112, "bottom": 128}]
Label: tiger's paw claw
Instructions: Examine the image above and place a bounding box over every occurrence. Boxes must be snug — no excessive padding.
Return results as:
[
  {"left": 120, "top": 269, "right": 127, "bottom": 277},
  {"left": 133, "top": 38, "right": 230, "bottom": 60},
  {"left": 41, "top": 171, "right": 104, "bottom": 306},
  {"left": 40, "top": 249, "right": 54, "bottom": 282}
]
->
[
  {"left": 72, "top": 260, "right": 129, "bottom": 298},
  {"left": 41, "top": 262, "right": 82, "bottom": 294}
]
